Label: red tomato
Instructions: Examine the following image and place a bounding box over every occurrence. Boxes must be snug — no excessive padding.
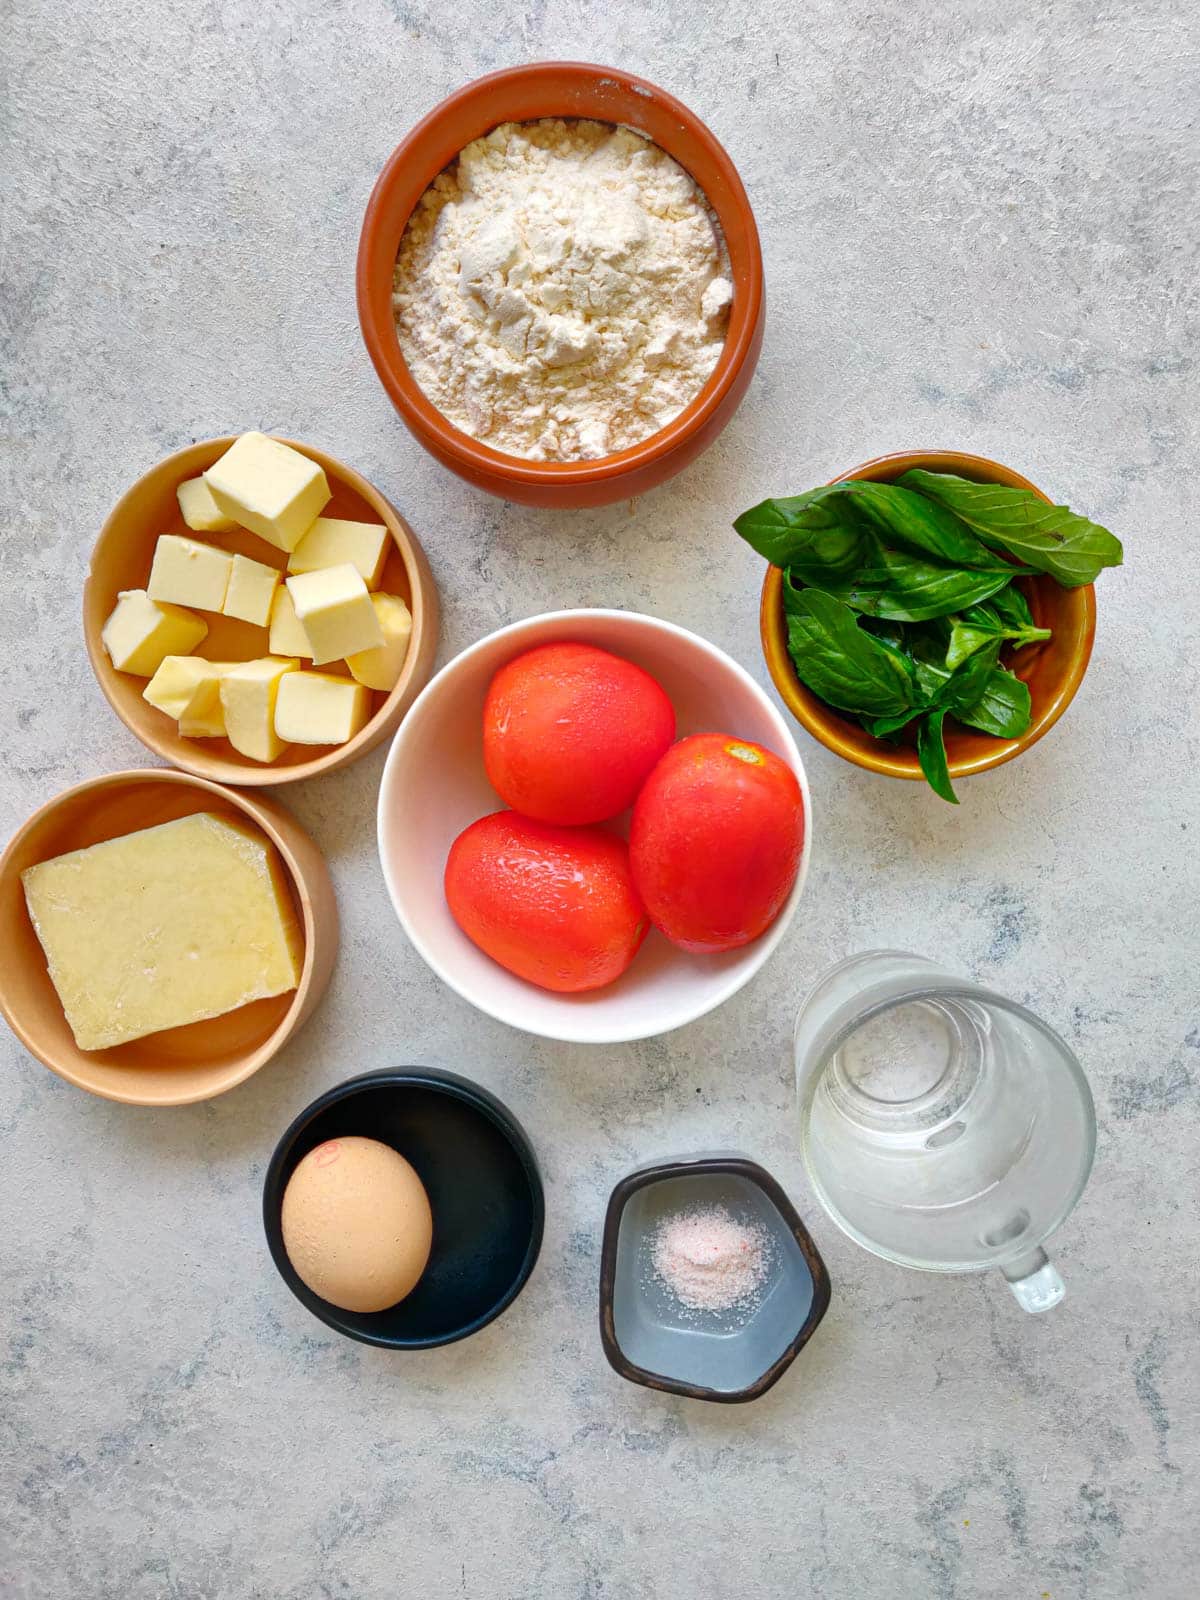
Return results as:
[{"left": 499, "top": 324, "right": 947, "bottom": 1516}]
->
[
  {"left": 444, "top": 811, "right": 649, "bottom": 993},
  {"left": 630, "top": 734, "right": 804, "bottom": 953},
  {"left": 483, "top": 642, "right": 675, "bottom": 825}
]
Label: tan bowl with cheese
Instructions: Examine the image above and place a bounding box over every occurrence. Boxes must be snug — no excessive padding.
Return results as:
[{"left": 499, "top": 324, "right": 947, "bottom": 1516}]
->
[
  {"left": 83, "top": 435, "right": 439, "bottom": 786},
  {"left": 0, "top": 769, "right": 337, "bottom": 1105}
]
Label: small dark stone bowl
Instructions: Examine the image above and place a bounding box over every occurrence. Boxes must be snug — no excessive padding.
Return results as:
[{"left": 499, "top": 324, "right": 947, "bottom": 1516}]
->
[
  {"left": 263, "top": 1068, "right": 543, "bottom": 1348},
  {"left": 600, "top": 1156, "right": 831, "bottom": 1403}
]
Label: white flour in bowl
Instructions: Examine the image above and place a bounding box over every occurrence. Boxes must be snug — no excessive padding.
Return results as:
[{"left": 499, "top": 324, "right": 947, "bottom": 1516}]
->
[{"left": 391, "top": 119, "right": 733, "bottom": 462}]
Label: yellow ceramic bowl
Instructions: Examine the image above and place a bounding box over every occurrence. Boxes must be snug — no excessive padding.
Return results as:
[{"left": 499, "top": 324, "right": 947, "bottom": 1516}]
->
[{"left": 759, "top": 450, "right": 1097, "bottom": 784}]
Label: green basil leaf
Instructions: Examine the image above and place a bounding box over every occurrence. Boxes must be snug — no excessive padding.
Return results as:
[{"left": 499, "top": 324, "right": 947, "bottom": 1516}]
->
[
  {"left": 782, "top": 580, "right": 918, "bottom": 718},
  {"left": 946, "top": 625, "right": 999, "bottom": 670},
  {"left": 841, "top": 481, "right": 1015, "bottom": 570},
  {"left": 946, "top": 617, "right": 1050, "bottom": 670},
  {"left": 917, "top": 709, "right": 958, "bottom": 804},
  {"left": 800, "top": 541, "right": 1021, "bottom": 622},
  {"left": 860, "top": 616, "right": 907, "bottom": 649},
  {"left": 945, "top": 587, "right": 1052, "bottom": 668},
  {"left": 861, "top": 709, "right": 920, "bottom": 738},
  {"left": 913, "top": 656, "right": 952, "bottom": 701},
  {"left": 956, "top": 666, "right": 1033, "bottom": 739},
  {"left": 733, "top": 488, "right": 869, "bottom": 572},
  {"left": 987, "top": 585, "right": 1037, "bottom": 630},
  {"left": 938, "top": 641, "right": 1002, "bottom": 713},
  {"left": 897, "top": 469, "right": 1123, "bottom": 587}
]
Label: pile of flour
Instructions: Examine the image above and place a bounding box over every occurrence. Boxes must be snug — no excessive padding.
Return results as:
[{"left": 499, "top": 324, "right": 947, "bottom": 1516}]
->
[{"left": 392, "top": 119, "right": 733, "bottom": 461}]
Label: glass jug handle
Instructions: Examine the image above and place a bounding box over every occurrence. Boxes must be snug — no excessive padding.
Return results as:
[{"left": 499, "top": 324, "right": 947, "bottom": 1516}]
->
[{"left": 1001, "top": 1248, "right": 1065, "bottom": 1313}]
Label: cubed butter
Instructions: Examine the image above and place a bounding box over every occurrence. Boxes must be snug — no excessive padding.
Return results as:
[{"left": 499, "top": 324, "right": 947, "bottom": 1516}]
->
[
  {"left": 285, "top": 565, "right": 383, "bottom": 666},
  {"left": 178, "top": 676, "right": 229, "bottom": 738},
  {"left": 177, "top": 476, "right": 238, "bottom": 533},
  {"left": 275, "top": 671, "right": 371, "bottom": 746},
  {"left": 21, "top": 812, "right": 302, "bottom": 1051},
  {"left": 147, "top": 534, "right": 233, "bottom": 614},
  {"left": 222, "top": 552, "right": 281, "bottom": 628},
  {"left": 143, "top": 655, "right": 234, "bottom": 720},
  {"left": 220, "top": 657, "right": 300, "bottom": 763},
  {"left": 346, "top": 593, "right": 413, "bottom": 692},
  {"left": 101, "top": 590, "right": 208, "bottom": 677},
  {"left": 203, "top": 432, "right": 331, "bottom": 553},
  {"left": 268, "top": 585, "right": 314, "bottom": 659},
  {"left": 287, "top": 517, "right": 391, "bottom": 588}
]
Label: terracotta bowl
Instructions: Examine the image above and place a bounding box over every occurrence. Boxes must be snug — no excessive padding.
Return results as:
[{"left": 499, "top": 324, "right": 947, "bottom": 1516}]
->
[
  {"left": 83, "top": 436, "right": 439, "bottom": 786},
  {"left": 759, "top": 450, "right": 1097, "bottom": 784},
  {"left": 356, "top": 62, "right": 764, "bottom": 508},
  {"left": 0, "top": 769, "right": 338, "bottom": 1105}
]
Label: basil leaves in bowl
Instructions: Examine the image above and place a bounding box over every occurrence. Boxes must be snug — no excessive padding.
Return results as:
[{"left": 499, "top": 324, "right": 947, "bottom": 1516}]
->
[{"left": 747, "top": 451, "right": 1122, "bottom": 802}]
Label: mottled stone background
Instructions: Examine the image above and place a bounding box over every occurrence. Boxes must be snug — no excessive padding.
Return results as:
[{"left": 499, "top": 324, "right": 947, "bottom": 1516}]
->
[{"left": 2, "top": 1, "right": 1197, "bottom": 1596}]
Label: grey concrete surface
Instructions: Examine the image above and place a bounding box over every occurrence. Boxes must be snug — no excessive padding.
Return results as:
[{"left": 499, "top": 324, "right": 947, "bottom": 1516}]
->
[{"left": 2, "top": 2, "right": 1198, "bottom": 1596}]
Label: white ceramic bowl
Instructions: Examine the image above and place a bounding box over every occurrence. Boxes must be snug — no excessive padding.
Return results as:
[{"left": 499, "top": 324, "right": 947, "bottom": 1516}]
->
[{"left": 377, "top": 610, "right": 813, "bottom": 1044}]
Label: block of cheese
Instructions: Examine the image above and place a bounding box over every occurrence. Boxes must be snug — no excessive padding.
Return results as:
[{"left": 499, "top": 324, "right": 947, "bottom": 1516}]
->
[
  {"left": 268, "top": 584, "right": 315, "bottom": 659},
  {"left": 147, "top": 534, "right": 233, "bottom": 613},
  {"left": 144, "top": 656, "right": 233, "bottom": 719},
  {"left": 21, "top": 812, "right": 302, "bottom": 1051},
  {"left": 177, "top": 476, "right": 238, "bottom": 533},
  {"left": 285, "top": 565, "right": 383, "bottom": 666},
  {"left": 346, "top": 594, "right": 413, "bottom": 692},
  {"left": 287, "top": 517, "right": 391, "bottom": 588},
  {"left": 220, "top": 657, "right": 300, "bottom": 763},
  {"left": 222, "top": 552, "right": 281, "bottom": 628},
  {"left": 275, "top": 671, "right": 371, "bottom": 746},
  {"left": 203, "top": 432, "right": 330, "bottom": 553},
  {"left": 101, "top": 590, "right": 208, "bottom": 677}
]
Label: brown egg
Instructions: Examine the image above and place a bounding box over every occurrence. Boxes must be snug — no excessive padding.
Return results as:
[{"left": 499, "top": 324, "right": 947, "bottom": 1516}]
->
[{"left": 281, "top": 1136, "right": 433, "bottom": 1313}]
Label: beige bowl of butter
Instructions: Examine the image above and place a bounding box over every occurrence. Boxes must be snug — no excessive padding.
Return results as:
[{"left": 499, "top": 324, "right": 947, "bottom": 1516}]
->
[
  {"left": 0, "top": 769, "right": 338, "bottom": 1105},
  {"left": 83, "top": 435, "right": 439, "bottom": 787}
]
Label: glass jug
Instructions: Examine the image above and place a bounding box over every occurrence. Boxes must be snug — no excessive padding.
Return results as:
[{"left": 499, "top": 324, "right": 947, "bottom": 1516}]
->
[{"left": 795, "top": 952, "right": 1095, "bottom": 1312}]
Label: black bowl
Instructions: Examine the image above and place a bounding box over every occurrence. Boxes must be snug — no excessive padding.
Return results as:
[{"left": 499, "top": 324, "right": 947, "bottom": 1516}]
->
[{"left": 263, "top": 1068, "right": 544, "bottom": 1348}]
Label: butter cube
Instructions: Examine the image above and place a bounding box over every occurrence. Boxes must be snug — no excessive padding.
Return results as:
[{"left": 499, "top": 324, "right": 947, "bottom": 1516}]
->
[
  {"left": 346, "top": 593, "right": 413, "bottom": 692},
  {"left": 101, "top": 590, "right": 208, "bottom": 677},
  {"left": 287, "top": 517, "right": 391, "bottom": 588},
  {"left": 147, "top": 534, "right": 233, "bottom": 614},
  {"left": 203, "top": 432, "right": 330, "bottom": 553},
  {"left": 177, "top": 476, "right": 238, "bottom": 533},
  {"left": 144, "top": 656, "right": 238, "bottom": 738},
  {"left": 179, "top": 676, "right": 230, "bottom": 738},
  {"left": 21, "top": 812, "right": 302, "bottom": 1051},
  {"left": 285, "top": 565, "right": 383, "bottom": 666},
  {"left": 222, "top": 553, "right": 281, "bottom": 628},
  {"left": 220, "top": 657, "right": 300, "bottom": 763},
  {"left": 275, "top": 671, "right": 372, "bottom": 746},
  {"left": 144, "top": 656, "right": 232, "bottom": 719},
  {"left": 268, "top": 585, "right": 314, "bottom": 659}
]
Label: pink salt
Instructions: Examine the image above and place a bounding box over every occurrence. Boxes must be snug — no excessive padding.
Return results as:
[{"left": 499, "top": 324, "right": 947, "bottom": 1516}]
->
[{"left": 650, "top": 1205, "right": 768, "bottom": 1312}]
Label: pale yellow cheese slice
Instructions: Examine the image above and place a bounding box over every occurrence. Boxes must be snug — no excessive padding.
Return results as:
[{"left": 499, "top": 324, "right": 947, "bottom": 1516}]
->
[
  {"left": 346, "top": 594, "right": 412, "bottom": 692},
  {"left": 21, "top": 812, "right": 303, "bottom": 1051}
]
